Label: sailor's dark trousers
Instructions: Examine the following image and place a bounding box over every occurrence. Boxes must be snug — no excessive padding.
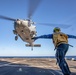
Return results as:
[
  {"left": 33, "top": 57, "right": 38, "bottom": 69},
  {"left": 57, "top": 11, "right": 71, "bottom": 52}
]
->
[{"left": 56, "top": 43, "right": 71, "bottom": 75}]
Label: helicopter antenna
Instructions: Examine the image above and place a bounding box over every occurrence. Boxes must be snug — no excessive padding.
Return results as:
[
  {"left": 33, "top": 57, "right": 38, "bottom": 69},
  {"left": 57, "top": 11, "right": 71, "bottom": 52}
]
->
[{"left": 28, "top": 0, "right": 42, "bottom": 20}]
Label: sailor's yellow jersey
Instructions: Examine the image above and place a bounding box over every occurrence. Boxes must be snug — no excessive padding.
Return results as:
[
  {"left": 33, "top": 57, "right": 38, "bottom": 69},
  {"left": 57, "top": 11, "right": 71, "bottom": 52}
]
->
[{"left": 52, "top": 32, "right": 68, "bottom": 47}]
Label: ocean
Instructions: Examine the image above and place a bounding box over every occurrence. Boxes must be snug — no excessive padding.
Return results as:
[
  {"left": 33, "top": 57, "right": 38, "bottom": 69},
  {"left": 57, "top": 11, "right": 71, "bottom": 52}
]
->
[{"left": 0, "top": 56, "right": 76, "bottom": 60}]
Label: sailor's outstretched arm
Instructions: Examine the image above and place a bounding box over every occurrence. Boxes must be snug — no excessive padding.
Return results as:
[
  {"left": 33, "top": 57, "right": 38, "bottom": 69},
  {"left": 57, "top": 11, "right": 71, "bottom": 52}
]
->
[
  {"left": 33, "top": 34, "right": 53, "bottom": 40},
  {"left": 67, "top": 34, "right": 76, "bottom": 39}
]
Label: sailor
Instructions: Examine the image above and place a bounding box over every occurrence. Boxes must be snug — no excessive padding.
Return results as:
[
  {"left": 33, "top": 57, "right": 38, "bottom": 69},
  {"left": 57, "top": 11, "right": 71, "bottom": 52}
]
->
[{"left": 33, "top": 27, "right": 76, "bottom": 75}]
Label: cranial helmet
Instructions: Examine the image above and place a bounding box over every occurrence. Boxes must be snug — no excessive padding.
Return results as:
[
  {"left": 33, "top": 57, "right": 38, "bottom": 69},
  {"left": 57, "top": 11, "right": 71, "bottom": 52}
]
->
[{"left": 53, "top": 27, "right": 61, "bottom": 32}]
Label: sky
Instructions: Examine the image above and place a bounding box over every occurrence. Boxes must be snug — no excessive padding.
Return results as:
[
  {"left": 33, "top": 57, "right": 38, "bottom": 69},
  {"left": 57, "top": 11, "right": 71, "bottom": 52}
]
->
[{"left": 0, "top": 0, "right": 76, "bottom": 56}]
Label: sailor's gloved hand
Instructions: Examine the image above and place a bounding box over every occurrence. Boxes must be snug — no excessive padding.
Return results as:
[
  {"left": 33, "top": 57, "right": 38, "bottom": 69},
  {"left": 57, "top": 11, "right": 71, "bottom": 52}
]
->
[{"left": 32, "top": 37, "right": 38, "bottom": 41}]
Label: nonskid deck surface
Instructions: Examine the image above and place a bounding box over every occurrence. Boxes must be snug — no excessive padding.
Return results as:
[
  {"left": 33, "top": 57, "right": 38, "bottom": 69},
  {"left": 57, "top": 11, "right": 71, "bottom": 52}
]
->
[{"left": 0, "top": 58, "right": 76, "bottom": 75}]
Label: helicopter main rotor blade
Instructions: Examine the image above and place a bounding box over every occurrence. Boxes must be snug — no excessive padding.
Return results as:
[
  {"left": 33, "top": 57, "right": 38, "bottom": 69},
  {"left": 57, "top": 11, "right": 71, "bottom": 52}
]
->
[
  {"left": 37, "top": 23, "right": 71, "bottom": 28},
  {"left": 0, "top": 15, "right": 16, "bottom": 21},
  {"left": 28, "top": 0, "right": 42, "bottom": 19}
]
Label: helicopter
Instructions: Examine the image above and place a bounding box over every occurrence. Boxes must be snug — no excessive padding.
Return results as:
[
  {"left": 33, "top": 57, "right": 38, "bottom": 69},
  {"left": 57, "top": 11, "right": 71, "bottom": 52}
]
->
[
  {"left": 0, "top": 16, "right": 40, "bottom": 49},
  {"left": 0, "top": 0, "right": 71, "bottom": 50}
]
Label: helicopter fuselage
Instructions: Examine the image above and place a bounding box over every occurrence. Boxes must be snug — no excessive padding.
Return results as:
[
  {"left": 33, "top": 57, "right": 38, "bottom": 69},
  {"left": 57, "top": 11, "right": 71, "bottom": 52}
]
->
[{"left": 13, "top": 19, "right": 36, "bottom": 46}]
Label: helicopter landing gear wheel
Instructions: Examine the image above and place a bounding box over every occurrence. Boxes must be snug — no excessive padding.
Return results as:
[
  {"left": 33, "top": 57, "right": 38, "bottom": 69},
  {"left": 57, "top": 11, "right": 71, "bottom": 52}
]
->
[{"left": 15, "top": 36, "right": 18, "bottom": 41}]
